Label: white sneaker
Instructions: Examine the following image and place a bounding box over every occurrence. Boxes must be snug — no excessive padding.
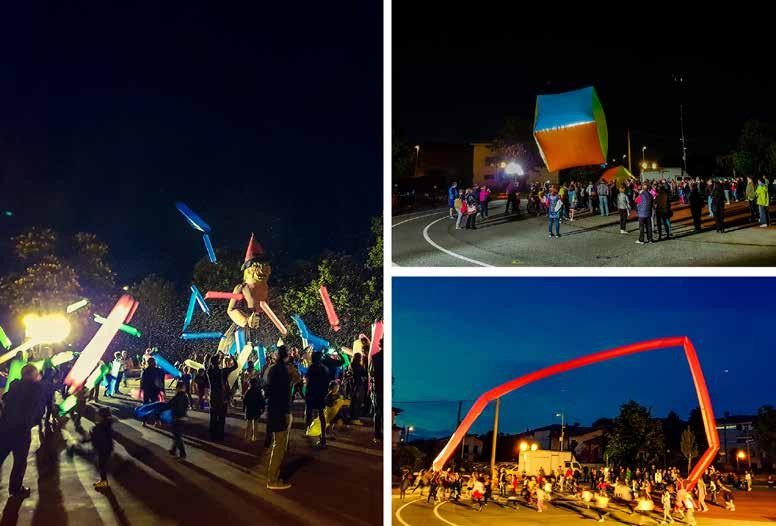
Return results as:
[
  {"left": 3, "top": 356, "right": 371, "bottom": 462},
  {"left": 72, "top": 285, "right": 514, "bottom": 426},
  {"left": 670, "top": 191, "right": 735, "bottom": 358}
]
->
[
  {"left": 636, "top": 240, "right": 644, "bottom": 244},
  {"left": 267, "top": 479, "right": 292, "bottom": 490},
  {"left": 760, "top": 224, "right": 768, "bottom": 228},
  {"left": 620, "top": 230, "right": 628, "bottom": 234}
]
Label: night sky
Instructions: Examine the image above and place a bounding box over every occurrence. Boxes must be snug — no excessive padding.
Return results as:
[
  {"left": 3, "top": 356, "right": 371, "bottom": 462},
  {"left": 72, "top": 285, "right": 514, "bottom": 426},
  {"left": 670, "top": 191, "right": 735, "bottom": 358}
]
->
[
  {"left": 393, "top": 6, "right": 776, "bottom": 173},
  {"left": 1, "top": 3, "right": 382, "bottom": 283},
  {"left": 393, "top": 277, "right": 775, "bottom": 439}
]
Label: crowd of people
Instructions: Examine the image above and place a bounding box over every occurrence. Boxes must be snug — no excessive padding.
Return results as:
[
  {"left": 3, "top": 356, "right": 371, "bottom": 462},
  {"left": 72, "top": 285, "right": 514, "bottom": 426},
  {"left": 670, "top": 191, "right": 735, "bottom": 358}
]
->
[
  {"left": 0, "top": 332, "right": 384, "bottom": 497},
  {"left": 401, "top": 463, "right": 747, "bottom": 524},
  {"left": 447, "top": 175, "right": 774, "bottom": 240}
]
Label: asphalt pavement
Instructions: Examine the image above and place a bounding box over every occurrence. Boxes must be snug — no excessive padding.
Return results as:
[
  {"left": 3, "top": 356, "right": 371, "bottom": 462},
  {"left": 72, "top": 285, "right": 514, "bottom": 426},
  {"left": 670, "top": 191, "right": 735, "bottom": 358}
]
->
[
  {"left": 392, "top": 199, "right": 776, "bottom": 267},
  {"left": 1, "top": 380, "right": 382, "bottom": 526}
]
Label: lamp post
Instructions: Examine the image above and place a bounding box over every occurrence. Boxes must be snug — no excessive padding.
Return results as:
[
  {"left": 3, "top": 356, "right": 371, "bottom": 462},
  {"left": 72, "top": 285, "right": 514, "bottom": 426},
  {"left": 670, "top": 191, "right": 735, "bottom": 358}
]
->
[
  {"left": 406, "top": 426, "right": 414, "bottom": 443},
  {"left": 737, "top": 450, "right": 745, "bottom": 471},
  {"left": 555, "top": 412, "right": 565, "bottom": 451},
  {"left": 642, "top": 146, "right": 647, "bottom": 163},
  {"left": 414, "top": 145, "right": 420, "bottom": 178}
]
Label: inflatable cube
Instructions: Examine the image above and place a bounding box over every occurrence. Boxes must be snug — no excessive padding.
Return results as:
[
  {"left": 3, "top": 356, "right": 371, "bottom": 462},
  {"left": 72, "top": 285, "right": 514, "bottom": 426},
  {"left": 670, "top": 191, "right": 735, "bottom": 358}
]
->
[{"left": 533, "top": 86, "right": 608, "bottom": 171}]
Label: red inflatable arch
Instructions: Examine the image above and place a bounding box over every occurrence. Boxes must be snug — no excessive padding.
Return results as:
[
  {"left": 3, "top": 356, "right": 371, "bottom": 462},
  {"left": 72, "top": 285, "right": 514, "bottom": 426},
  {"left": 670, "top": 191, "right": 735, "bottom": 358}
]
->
[{"left": 432, "top": 337, "right": 718, "bottom": 490}]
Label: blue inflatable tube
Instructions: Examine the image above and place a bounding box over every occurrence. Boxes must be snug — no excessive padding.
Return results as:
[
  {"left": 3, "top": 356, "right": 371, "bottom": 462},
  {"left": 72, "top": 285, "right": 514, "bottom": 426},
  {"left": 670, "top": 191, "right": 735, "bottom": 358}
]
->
[{"left": 152, "top": 353, "right": 181, "bottom": 378}]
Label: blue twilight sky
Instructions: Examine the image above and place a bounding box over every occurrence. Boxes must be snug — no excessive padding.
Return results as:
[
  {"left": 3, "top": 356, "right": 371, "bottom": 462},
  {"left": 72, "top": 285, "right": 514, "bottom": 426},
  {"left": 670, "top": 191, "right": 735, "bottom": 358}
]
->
[{"left": 393, "top": 278, "right": 776, "bottom": 439}]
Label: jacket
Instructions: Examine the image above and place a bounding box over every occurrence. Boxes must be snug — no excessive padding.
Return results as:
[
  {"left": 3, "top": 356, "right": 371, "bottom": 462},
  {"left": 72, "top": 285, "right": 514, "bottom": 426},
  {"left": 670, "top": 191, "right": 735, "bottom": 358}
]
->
[
  {"left": 746, "top": 182, "right": 757, "bottom": 201},
  {"left": 635, "top": 191, "right": 653, "bottom": 218},
  {"left": 616, "top": 192, "right": 629, "bottom": 210},
  {"left": 756, "top": 183, "right": 770, "bottom": 206},
  {"left": 0, "top": 379, "right": 43, "bottom": 433},
  {"left": 90, "top": 420, "right": 114, "bottom": 455},
  {"left": 169, "top": 392, "right": 189, "bottom": 419},
  {"left": 305, "top": 362, "right": 330, "bottom": 407},
  {"left": 265, "top": 362, "right": 291, "bottom": 432}
]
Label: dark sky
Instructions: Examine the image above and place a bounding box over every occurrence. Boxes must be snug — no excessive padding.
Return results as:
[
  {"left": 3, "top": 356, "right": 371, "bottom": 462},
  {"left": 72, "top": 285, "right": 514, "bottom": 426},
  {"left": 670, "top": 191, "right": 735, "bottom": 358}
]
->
[
  {"left": 1, "top": 3, "right": 382, "bottom": 283},
  {"left": 393, "top": 6, "right": 776, "bottom": 172},
  {"left": 394, "top": 277, "right": 775, "bottom": 439}
]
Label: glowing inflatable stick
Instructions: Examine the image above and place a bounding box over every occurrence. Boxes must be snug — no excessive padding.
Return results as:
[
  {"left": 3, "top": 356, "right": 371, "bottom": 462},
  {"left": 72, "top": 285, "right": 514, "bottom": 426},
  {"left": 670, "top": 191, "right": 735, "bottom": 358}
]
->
[
  {"left": 183, "top": 291, "right": 197, "bottom": 332},
  {"left": 191, "top": 284, "right": 210, "bottom": 316},
  {"left": 93, "top": 314, "right": 142, "bottom": 337},
  {"left": 51, "top": 351, "right": 76, "bottom": 367},
  {"left": 203, "top": 234, "right": 217, "bottom": 263},
  {"left": 260, "top": 301, "right": 287, "bottom": 336},
  {"left": 291, "top": 314, "right": 311, "bottom": 339},
  {"left": 0, "top": 325, "right": 11, "bottom": 350},
  {"left": 0, "top": 339, "right": 37, "bottom": 366},
  {"left": 125, "top": 299, "right": 140, "bottom": 323},
  {"left": 60, "top": 361, "right": 110, "bottom": 413},
  {"left": 66, "top": 299, "right": 89, "bottom": 314},
  {"left": 184, "top": 359, "right": 204, "bottom": 370},
  {"left": 319, "top": 286, "right": 341, "bottom": 332},
  {"left": 204, "top": 291, "right": 244, "bottom": 301},
  {"left": 151, "top": 352, "right": 181, "bottom": 378},
  {"left": 228, "top": 343, "right": 253, "bottom": 388},
  {"left": 181, "top": 332, "right": 223, "bottom": 340},
  {"left": 4, "top": 356, "right": 27, "bottom": 392},
  {"left": 369, "top": 321, "right": 383, "bottom": 357},
  {"left": 255, "top": 345, "right": 266, "bottom": 370},
  {"left": 65, "top": 295, "right": 135, "bottom": 389},
  {"left": 234, "top": 328, "right": 246, "bottom": 357},
  {"left": 175, "top": 202, "right": 212, "bottom": 233}
]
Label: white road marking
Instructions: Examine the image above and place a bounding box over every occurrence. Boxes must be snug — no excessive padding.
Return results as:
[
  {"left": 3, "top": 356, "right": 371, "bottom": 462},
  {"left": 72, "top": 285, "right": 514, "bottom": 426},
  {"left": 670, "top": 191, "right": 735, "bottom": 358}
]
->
[
  {"left": 422, "top": 217, "right": 494, "bottom": 267},
  {"left": 393, "top": 210, "right": 449, "bottom": 228},
  {"left": 394, "top": 497, "right": 424, "bottom": 526},
  {"left": 434, "top": 501, "right": 463, "bottom": 526}
]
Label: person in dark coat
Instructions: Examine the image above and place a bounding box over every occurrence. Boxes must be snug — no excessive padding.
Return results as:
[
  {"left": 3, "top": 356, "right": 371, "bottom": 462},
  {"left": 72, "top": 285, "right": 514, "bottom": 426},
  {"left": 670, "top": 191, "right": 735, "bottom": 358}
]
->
[
  {"left": 243, "top": 377, "right": 265, "bottom": 442},
  {"left": 655, "top": 186, "right": 673, "bottom": 240},
  {"left": 349, "top": 353, "right": 369, "bottom": 424},
  {"left": 688, "top": 183, "right": 705, "bottom": 232},
  {"left": 711, "top": 181, "right": 726, "bottom": 232},
  {"left": 371, "top": 338, "right": 384, "bottom": 443},
  {"left": 207, "top": 354, "right": 235, "bottom": 441},
  {"left": 86, "top": 407, "right": 114, "bottom": 489},
  {"left": 265, "top": 346, "right": 292, "bottom": 490},
  {"left": 167, "top": 382, "right": 189, "bottom": 458},
  {"left": 305, "top": 351, "right": 330, "bottom": 448},
  {"left": 0, "top": 364, "right": 43, "bottom": 498},
  {"left": 140, "top": 357, "right": 163, "bottom": 404}
]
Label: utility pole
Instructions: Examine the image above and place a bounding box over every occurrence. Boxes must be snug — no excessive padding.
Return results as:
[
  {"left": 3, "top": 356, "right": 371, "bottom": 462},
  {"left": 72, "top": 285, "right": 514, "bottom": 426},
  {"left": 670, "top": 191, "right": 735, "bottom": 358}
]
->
[
  {"left": 627, "top": 129, "right": 632, "bottom": 173},
  {"left": 680, "top": 105, "right": 687, "bottom": 178},
  {"left": 490, "top": 398, "right": 501, "bottom": 479}
]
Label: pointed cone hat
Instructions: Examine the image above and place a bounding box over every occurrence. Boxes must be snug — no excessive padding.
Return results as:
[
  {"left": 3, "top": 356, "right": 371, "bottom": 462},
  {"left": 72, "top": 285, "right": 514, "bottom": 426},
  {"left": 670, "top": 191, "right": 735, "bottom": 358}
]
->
[{"left": 241, "top": 233, "right": 267, "bottom": 270}]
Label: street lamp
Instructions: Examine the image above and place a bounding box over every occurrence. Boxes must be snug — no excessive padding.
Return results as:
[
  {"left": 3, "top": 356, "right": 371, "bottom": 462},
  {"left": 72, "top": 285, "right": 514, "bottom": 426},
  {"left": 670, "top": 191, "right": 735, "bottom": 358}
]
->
[
  {"left": 642, "top": 146, "right": 647, "bottom": 163},
  {"left": 406, "top": 426, "right": 414, "bottom": 443},
  {"left": 519, "top": 441, "right": 528, "bottom": 452},
  {"left": 530, "top": 443, "right": 538, "bottom": 451},
  {"left": 414, "top": 145, "right": 420, "bottom": 177},
  {"left": 651, "top": 162, "right": 657, "bottom": 170},
  {"left": 555, "top": 412, "right": 566, "bottom": 451},
  {"left": 641, "top": 161, "right": 648, "bottom": 170},
  {"left": 737, "top": 450, "right": 746, "bottom": 471}
]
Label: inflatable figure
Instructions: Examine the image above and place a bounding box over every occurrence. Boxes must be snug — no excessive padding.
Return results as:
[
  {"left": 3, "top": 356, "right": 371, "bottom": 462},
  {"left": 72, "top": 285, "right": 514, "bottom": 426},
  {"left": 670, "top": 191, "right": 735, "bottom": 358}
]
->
[
  {"left": 219, "top": 234, "right": 282, "bottom": 353},
  {"left": 533, "top": 86, "right": 608, "bottom": 171}
]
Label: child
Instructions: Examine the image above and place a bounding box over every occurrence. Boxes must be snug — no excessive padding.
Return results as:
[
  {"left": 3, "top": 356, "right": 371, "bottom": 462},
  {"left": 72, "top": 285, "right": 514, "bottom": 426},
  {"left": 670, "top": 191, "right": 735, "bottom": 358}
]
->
[
  {"left": 323, "top": 380, "right": 350, "bottom": 438},
  {"left": 194, "top": 368, "right": 209, "bottom": 411},
  {"left": 399, "top": 469, "right": 411, "bottom": 500},
  {"left": 168, "top": 382, "right": 189, "bottom": 459},
  {"left": 177, "top": 367, "right": 193, "bottom": 408},
  {"left": 243, "top": 377, "right": 265, "bottom": 442},
  {"left": 661, "top": 490, "right": 674, "bottom": 524},
  {"left": 79, "top": 407, "right": 114, "bottom": 489}
]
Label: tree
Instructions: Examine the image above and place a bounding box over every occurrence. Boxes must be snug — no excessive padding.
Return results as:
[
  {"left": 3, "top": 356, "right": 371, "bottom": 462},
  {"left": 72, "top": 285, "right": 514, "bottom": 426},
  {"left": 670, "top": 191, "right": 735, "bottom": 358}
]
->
[
  {"left": 129, "top": 274, "right": 181, "bottom": 355},
  {"left": 732, "top": 120, "right": 776, "bottom": 178},
  {"left": 605, "top": 401, "right": 665, "bottom": 467},
  {"left": 393, "top": 130, "right": 415, "bottom": 179},
  {"left": 753, "top": 405, "right": 776, "bottom": 467},
  {"left": 0, "top": 228, "right": 116, "bottom": 343},
  {"left": 395, "top": 445, "right": 427, "bottom": 473},
  {"left": 688, "top": 407, "right": 709, "bottom": 451},
  {"left": 680, "top": 427, "right": 699, "bottom": 475}
]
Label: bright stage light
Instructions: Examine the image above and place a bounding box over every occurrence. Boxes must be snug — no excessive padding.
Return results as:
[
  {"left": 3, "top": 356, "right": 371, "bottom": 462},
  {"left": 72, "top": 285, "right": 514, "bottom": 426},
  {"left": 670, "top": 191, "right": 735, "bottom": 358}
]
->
[
  {"left": 519, "top": 441, "right": 528, "bottom": 452},
  {"left": 505, "top": 162, "right": 524, "bottom": 176},
  {"left": 531, "top": 443, "right": 538, "bottom": 451},
  {"left": 23, "top": 313, "right": 71, "bottom": 344}
]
